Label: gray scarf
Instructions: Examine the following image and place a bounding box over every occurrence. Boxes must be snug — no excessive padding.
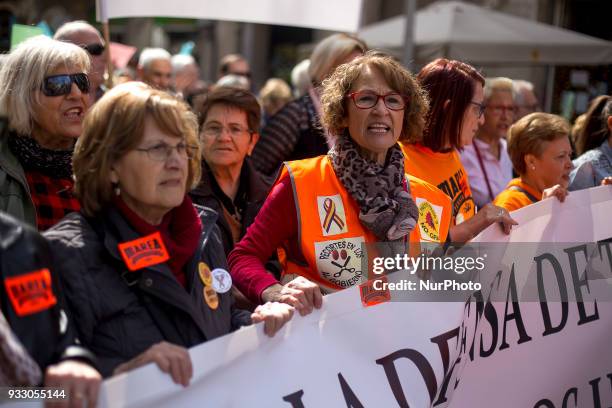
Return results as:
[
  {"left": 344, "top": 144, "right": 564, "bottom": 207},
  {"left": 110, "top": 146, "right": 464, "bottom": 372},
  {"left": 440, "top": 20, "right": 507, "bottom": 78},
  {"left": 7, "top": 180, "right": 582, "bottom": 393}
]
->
[{"left": 328, "top": 133, "right": 419, "bottom": 241}]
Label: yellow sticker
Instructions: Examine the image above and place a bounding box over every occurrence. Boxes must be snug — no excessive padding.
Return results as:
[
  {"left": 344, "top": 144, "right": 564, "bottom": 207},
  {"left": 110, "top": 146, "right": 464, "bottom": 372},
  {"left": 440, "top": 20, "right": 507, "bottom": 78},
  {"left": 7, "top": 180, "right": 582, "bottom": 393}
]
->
[
  {"left": 203, "top": 286, "right": 219, "bottom": 310},
  {"left": 198, "top": 262, "right": 213, "bottom": 286}
]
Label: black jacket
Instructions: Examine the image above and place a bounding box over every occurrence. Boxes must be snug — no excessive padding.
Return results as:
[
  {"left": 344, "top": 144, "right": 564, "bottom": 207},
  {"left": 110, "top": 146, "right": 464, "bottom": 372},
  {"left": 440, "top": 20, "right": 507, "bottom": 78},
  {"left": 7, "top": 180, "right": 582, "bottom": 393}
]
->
[
  {"left": 190, "top": 158, "right": 270, "bottom": 257},
  {"left": 190, "top": 159, "right": 281, "bottom": 280},
  {"left": 0, "top": 211, "right": 94, "bottom": 373},
  {"left": 44, "top": 205, "right": 251, "bottom": 377}
]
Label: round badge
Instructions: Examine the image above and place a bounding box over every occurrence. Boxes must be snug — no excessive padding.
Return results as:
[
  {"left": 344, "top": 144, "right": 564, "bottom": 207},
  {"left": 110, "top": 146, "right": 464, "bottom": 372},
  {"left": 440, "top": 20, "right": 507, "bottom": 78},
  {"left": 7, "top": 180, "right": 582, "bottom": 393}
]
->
[
  {"left": 211, "top": 268, "right": 232, "bottom": 294},
  {"left": 203, "top": 286, "right": 219, "bottom": 310},
  {"left": 198, "top": 262, "right": 212, "bottom": 286}
]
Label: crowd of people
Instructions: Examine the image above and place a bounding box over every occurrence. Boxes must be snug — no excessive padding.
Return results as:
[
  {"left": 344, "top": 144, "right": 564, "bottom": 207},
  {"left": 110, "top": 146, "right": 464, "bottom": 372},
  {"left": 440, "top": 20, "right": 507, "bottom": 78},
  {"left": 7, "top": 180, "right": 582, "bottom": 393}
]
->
[{"left": 1, "top": 19, "right": 611, "bottom": 406}]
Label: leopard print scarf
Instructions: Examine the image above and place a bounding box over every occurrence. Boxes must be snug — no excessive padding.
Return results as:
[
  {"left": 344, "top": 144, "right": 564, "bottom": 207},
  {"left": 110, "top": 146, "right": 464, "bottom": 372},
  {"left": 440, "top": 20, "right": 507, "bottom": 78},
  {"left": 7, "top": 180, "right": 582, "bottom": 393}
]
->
[{"left": 328, "top": 132, "right": 419, "bottom": 241}]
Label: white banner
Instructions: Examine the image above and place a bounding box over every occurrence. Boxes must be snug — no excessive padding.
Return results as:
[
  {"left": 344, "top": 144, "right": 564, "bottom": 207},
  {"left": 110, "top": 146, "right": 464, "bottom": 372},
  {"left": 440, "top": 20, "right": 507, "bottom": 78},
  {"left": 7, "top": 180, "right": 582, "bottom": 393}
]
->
[
  {"left": 96, "top": 186, "right": 612, "bottom": 408},
  {"left": 96, "top": 0, "right": 363, "bottom": 32}
]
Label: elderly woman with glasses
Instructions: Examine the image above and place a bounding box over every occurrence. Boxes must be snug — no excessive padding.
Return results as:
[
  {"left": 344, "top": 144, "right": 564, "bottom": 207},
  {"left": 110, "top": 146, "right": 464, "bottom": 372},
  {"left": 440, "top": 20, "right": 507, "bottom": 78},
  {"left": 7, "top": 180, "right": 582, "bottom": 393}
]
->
[
  {"left": 0, "top": 36, "right": 90, "bottom": 230},
  {"left": 191, "top": 87, "right": 278, "bottom": 276},
  {"left": 460, "top": 77, "right": 515, "bottom": 209},
  {"left": 44, "top": 83, "right": 294, "bottom": 385},
  {"left": 228, "top": 52, "right": 453, "bottom": 315},
  {"left": 401, "top": 59, "right": 517, "bottom": 242}
]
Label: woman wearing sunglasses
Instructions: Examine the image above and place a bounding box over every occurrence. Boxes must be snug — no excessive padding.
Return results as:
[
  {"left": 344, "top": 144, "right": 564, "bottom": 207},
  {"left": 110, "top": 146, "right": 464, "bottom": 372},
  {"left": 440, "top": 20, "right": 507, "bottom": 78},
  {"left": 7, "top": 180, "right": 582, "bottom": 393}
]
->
[
  {"left": 228, "top": 52, "right": 453, "bottom": 314},
  {"left": 0, "top": 36, "right": 90, "bottom": 230},
  {"left": 401, "top": 59, "right": 517, "bottom": 242},
  {"left": 44, "top": 82, "right": 294, "bottom": 384}
]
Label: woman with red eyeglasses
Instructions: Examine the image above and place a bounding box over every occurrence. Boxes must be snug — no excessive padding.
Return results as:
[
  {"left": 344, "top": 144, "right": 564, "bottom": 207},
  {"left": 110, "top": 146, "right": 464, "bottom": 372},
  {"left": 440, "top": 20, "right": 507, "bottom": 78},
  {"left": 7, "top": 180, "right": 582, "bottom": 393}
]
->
[
  {"left": 228, "top": 52, "right": 453, "bottom": 314},
  {"left": 0, "top": 36, "right": 91, "bottom": 231}
]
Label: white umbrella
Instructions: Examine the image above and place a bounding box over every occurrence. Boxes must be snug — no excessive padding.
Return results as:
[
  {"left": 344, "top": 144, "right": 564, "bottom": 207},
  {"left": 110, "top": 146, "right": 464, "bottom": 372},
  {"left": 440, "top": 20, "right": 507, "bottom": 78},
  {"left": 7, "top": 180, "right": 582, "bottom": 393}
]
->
[{"left": 359, "top": 0, "right": 612, "bottom": 65}]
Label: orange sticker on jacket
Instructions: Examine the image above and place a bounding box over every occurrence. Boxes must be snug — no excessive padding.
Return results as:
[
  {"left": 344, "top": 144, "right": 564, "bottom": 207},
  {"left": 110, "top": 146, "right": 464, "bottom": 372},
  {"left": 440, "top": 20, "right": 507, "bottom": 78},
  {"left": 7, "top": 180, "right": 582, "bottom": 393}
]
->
[
  {"left": 4, "top": 269, "right": 57, "bottom": 316},
  {"left": 359, "top": 276, "right": 391, "bottom": 307},
  {"left": 118, "top": 232, "right": 170, "bottom": 271}
]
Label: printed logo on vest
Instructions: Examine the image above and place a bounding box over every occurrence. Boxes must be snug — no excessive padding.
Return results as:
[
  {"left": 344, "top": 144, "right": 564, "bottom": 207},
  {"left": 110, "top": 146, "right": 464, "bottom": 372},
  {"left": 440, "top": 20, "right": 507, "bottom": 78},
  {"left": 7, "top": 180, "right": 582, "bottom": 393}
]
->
[
  {"left": 4, "top": 269, "right": 57, "bottom": 316},
  {"left": 118, "top": 231, "right": 170, "bottom": 271},
  {"left": 317, "top": 195, "right": 348, "bottom": 236},
  {"left": 416, "top": 198, "right": 442, "bottom": 242},
  {"left": 314, "top": 237, "right": 364, "bottom": 288},
  {"left": 359, "top": 275, "right": 391, "bottom": 307}
]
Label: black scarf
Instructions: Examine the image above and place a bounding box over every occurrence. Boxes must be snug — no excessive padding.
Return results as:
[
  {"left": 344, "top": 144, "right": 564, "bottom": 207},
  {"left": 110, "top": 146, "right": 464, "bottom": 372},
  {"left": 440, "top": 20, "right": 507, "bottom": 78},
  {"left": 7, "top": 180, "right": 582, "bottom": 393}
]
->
[
  {"left": 328, "top": 133, "right": 419, "bottom": 241},
  {"left": 8, "top": 134, "right": 74, "bottom": 179}
]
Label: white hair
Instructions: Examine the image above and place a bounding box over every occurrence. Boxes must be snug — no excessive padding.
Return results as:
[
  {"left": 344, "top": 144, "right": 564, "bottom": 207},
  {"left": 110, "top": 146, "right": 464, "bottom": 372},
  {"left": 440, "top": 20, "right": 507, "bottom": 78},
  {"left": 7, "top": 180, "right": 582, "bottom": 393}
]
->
[
  {"left": 512, "top": 79, "right": 535, "bottom": 106},
  {"left": 171, "top": 54, "right": 196, "bottom": 74},
  {"left": 291, "top": 59, "right": 311, "bottom": 98},
  {"left": 216, "top": 74, "right": 250, "bottom": 90},
  {"left": 0, "top": 36, "right": 90, "bottom": 135},
  {"left": 484, "top": 77, "right": 515, "bottom": 101},
  {"left": 138, "top": 47, "right": 171, "bottom": 71}
]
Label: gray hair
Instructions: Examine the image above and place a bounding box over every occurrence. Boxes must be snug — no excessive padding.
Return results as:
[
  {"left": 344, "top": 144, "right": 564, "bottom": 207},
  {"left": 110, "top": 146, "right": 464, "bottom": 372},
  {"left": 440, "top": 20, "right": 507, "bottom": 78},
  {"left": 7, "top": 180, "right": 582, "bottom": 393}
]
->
[
  {"left": 291, "top": 59, "right": 311, "bottom": 98},
  {"left": 171, "top": 54, "right": 196, "bottom": 74},
  {"left": 484, "top": 77, "right": 515, "bottom": 101},
  {"left": 216, "top": 74, "right": 250, "bottom": 90},
  {"left": 0, "top": 35, "right": 90, "bottom": 135},
  {"left": 138, "top": 47, "right": 171, "bottom": 71},
  {"left": 512, "top": 79, "right": 535, "bottom": 106},
  {"left": 53, "top": 20, "right": 102, "bottom": 42}
]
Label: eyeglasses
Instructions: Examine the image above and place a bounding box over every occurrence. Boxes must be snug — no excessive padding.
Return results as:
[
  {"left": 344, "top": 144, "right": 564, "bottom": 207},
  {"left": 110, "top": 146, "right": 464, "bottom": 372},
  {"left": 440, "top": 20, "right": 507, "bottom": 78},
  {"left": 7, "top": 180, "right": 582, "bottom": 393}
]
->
[
  {"left": 469, "top": 101, "right": 486, "bottom": 118},
  {"left": 201, "top": 124, "right": 252, "bottom": 138},
  {"left": 486, "top": 105, "right": 518, "bottom": 116},
  {"left": 347, "top": 91, "right": 407, "bottom": 111},
  {"left": 134, "top": 141, "right": 199, "bottom": 162},
  {"left": 81, "top": 43, "right": 105, "bottom": 56},
  {"left": 41, "top": 73, "right": 90, "bottom": 97}
]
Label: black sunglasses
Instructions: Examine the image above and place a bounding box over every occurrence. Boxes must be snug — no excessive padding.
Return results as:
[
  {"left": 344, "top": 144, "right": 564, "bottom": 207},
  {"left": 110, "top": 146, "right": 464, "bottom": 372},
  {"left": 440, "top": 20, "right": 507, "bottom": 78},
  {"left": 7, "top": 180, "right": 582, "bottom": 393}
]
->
[
  {"left": 42, "top": 73, "right": 90, "bottom": 97},
  {"left": 82, "top": 43, "right": 105, "bottom": 56}
]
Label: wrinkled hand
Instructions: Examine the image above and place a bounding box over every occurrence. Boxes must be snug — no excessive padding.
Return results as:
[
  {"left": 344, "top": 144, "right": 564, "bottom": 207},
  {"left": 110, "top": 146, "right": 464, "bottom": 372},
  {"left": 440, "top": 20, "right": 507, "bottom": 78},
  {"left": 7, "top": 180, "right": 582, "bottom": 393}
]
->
[
  {"left": 251, "top": 302, "right": 295, "bottom": 337},
  {"left": 261, "top": 277, "right": 323, "bottom": 316},
  {"left": 600, "top": 177, "right": 612, "bottom": 186},
  {"left": 45, "top": 360, "right": 101, "bottom": 408},
  {"left": 478, "top": 204, "right": 518, "bottom": 235},
  {"left": 542, "top": 184, "right": 569, "bottom": 202},
  {"left": 113, "top": 341, "right": 192, "bottom": 387}
]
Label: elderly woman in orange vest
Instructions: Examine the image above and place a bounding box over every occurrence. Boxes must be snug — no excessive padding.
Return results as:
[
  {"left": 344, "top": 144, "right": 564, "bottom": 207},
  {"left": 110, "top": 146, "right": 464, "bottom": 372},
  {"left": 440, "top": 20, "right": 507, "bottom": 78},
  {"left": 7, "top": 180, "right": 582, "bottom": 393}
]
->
[
  {"left": 228, "top": 52, "right": 453, "bottom": 315},
  {"left": 494, "top": 112, "right": 574, "bottom": 211}
]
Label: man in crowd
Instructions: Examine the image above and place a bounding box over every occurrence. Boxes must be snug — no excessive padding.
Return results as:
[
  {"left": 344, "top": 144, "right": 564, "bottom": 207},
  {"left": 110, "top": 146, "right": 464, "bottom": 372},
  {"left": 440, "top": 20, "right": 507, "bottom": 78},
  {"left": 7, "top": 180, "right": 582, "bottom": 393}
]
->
[
  {"left": 137, "top": 47, "right": 172, "bottom": 91},
  {"left": 171, "top": 53, "right": 200, "bottom": 96},
  {"left": 218, "top": 53, "right": 251, "bottom": 89},
  {"left": 513, "top": 79, "right": 540, "bottom": 121},
  {"left": 54, "top": 20, "right": 106, "bottom": 103}
]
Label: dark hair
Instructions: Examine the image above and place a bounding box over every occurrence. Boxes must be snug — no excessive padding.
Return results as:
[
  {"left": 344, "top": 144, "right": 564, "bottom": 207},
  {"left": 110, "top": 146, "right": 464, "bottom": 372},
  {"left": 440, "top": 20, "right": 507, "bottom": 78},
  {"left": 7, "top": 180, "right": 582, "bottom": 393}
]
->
[
  {"left": 574, "top": 95, "right": 611, "bottom": 156},
  {"left": 219, "top": 54, "right": 247, "bottom": 76},
  {"left": 196, "top": 86, "right": 261, "bottom": 132},
  {"left": 417, "top": 58, "right": 485, "bottom": 151}
]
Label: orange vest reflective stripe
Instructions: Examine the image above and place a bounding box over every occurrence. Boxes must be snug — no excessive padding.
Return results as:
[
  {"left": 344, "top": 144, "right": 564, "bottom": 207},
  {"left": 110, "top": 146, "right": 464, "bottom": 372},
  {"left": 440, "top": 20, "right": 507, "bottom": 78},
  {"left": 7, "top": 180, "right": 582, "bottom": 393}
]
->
[{"left": 279, "top": 156, "right": 452, "bottom": 293}]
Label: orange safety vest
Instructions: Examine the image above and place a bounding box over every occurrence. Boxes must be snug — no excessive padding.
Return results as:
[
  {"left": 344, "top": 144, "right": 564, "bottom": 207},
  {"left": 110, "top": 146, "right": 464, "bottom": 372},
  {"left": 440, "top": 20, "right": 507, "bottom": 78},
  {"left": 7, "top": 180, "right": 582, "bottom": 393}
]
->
[
  {"left": 399, "top": 142, "right": 476, "bottom": 225},
  {"left": 493, "top": 178, "right": 542, "bottom": 212},
  {"left": 279, "top": 156, "right": 452, "bottom": 293}
]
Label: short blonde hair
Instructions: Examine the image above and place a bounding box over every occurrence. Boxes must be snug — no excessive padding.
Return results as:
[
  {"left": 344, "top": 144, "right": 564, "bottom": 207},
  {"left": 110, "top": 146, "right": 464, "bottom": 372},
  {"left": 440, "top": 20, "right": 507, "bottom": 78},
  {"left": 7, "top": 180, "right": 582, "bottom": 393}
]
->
[
  {"left": 308, "top": 33, "right": 367, "bottom": 86},
  {"left": 259, "top": 78, "right": 292, "bottom": 116},
  {"left": 73, "top": 82, "right": 201, "bottom": 216},
  {"left": 507, "top": 112, "right": 570, "bottom": 175},
  {"left": 320, "top": 51, "right": 428, "bottom": 144},
  {"left": 0, "top": 35, "right": 90, "bottom": 135}
]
